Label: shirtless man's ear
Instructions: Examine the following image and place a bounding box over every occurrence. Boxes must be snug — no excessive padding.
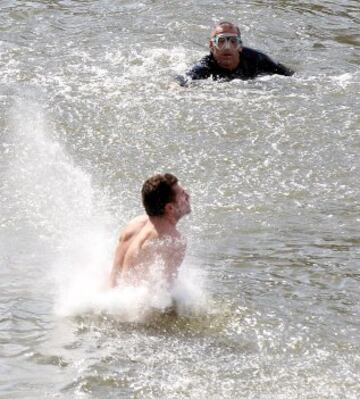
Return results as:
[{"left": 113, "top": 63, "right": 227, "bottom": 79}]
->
[{"left": 164, "top": 202, "right": 174, "bottom": 214}]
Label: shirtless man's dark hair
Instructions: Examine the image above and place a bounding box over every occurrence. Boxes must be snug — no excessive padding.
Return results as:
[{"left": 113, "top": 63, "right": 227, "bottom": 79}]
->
[{"left": 142, "top": 173, "right": 178, "bottom": 217}]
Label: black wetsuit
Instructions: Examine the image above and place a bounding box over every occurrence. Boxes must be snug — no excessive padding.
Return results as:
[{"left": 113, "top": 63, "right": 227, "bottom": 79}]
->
[{"left": 179, "top": 47, "right": 293, "bottom": 84}]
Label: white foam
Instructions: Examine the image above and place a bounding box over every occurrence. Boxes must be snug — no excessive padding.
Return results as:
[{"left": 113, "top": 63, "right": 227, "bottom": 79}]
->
[
  {"left": 54, "top": 256, "right": 209, "bottom": 322},
  {"left": 5, "top": 95, "right": 102, "bottom": 239}
]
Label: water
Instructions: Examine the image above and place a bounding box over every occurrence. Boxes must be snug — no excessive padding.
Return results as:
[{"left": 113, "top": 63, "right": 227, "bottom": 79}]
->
[{"left": 1, "top": 0, "right": 359, "bottom": 398}]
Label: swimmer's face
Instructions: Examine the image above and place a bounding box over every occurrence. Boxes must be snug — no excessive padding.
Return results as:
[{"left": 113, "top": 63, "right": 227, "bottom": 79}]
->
[
  {"left": 171, "top": 183, "right": 191, "bottom": 220},
  {"left": 209, "top": 24, "right": 241, "bottom": 71}
]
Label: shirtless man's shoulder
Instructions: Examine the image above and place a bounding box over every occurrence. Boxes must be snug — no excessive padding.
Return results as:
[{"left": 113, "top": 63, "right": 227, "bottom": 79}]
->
[
  {"left": 121, "top": 215, "right": 161, "bottom": 250},
  {"left": 120, "top": 215, "right": 148, "bottom": 240}
]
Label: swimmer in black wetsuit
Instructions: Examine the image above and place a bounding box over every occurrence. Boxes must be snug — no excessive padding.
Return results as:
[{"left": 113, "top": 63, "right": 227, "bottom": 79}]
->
[{"left": 178, "top": 21, "right": 294, "bottom": 85}]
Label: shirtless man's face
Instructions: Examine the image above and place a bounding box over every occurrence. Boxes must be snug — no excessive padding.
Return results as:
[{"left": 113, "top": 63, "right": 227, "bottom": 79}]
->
[
  {"left": 170, "top": 183, "right": 191, "bottom": 220},
  {"left": 209, "top": 24, "right": 241, "bottom": 71}
]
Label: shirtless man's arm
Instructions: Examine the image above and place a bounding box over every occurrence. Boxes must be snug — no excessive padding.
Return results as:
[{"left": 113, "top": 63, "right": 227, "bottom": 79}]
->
[
  {"left": 156, "top": 235, "right": 186, "bottom": 285},
  {"left": 109, "top": 233, "right": 126, "bottom": 288},
  {"left": 109, "top": 215, "right": 148, "bottom": 288}
]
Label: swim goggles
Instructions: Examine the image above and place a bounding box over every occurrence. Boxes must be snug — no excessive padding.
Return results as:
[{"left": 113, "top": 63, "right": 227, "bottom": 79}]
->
[{"left": 211, "top": 33, "right": 242, "bottom": 50}]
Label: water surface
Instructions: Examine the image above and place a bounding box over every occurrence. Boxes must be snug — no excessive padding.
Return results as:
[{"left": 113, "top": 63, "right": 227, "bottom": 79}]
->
[{"left": 0, "top": 0, "right": 359, "bottom": 398}]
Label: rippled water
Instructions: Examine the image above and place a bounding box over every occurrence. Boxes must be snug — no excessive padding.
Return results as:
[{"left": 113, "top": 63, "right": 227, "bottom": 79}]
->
[{"left": 1, "top": 0, "right": 359, "bottom": 398}]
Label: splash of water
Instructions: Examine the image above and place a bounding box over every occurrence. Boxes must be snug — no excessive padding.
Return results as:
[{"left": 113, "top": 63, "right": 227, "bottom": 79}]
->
[
  {"left": 4, "top": 93, "right": 102, "bottom": 240},
  {"left": 4, "top": 93, "right": 209, "bottom": 321}
]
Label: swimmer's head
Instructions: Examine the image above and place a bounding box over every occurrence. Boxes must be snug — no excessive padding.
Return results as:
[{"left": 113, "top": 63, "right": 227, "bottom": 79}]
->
[
  {"left": 209, "top": 22, "right": 242, "bottom": 71},
  {"left": 142, "top": 173, "right": 191, "bottom": 220}
]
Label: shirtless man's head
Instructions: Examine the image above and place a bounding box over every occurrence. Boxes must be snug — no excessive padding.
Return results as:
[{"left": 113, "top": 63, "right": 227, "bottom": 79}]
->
[
  {"left": 209, "top": 21, "right": 242, "bottom": 71},
  {"left": 142, "top": 173, "right": 191, "bottom": 222}
]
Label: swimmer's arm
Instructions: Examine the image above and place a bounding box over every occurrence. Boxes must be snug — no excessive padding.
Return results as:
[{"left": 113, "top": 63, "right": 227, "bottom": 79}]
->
[
  {"left": 259, "top": 52, "right": 294, "bottom": 76},
  {"left": 119, "top": 228, "right": 158, "bottom": 281},
  {"left": 110, "top": 215, "right": 149, "bottom": 287},
  {"left": 109, "top": 232, "right": 127, "bottom": 288},
  {"left": 161, "top": 238, "right": 187, "bottom": 284},
  {"left": 176, "top": 57, "right": 212, "bottom": 86}
]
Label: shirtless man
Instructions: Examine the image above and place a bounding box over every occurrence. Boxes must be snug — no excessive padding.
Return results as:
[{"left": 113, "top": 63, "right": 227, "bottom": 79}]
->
[{"left": 109, "top": 173, "right": 191, "bottom": 288}]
